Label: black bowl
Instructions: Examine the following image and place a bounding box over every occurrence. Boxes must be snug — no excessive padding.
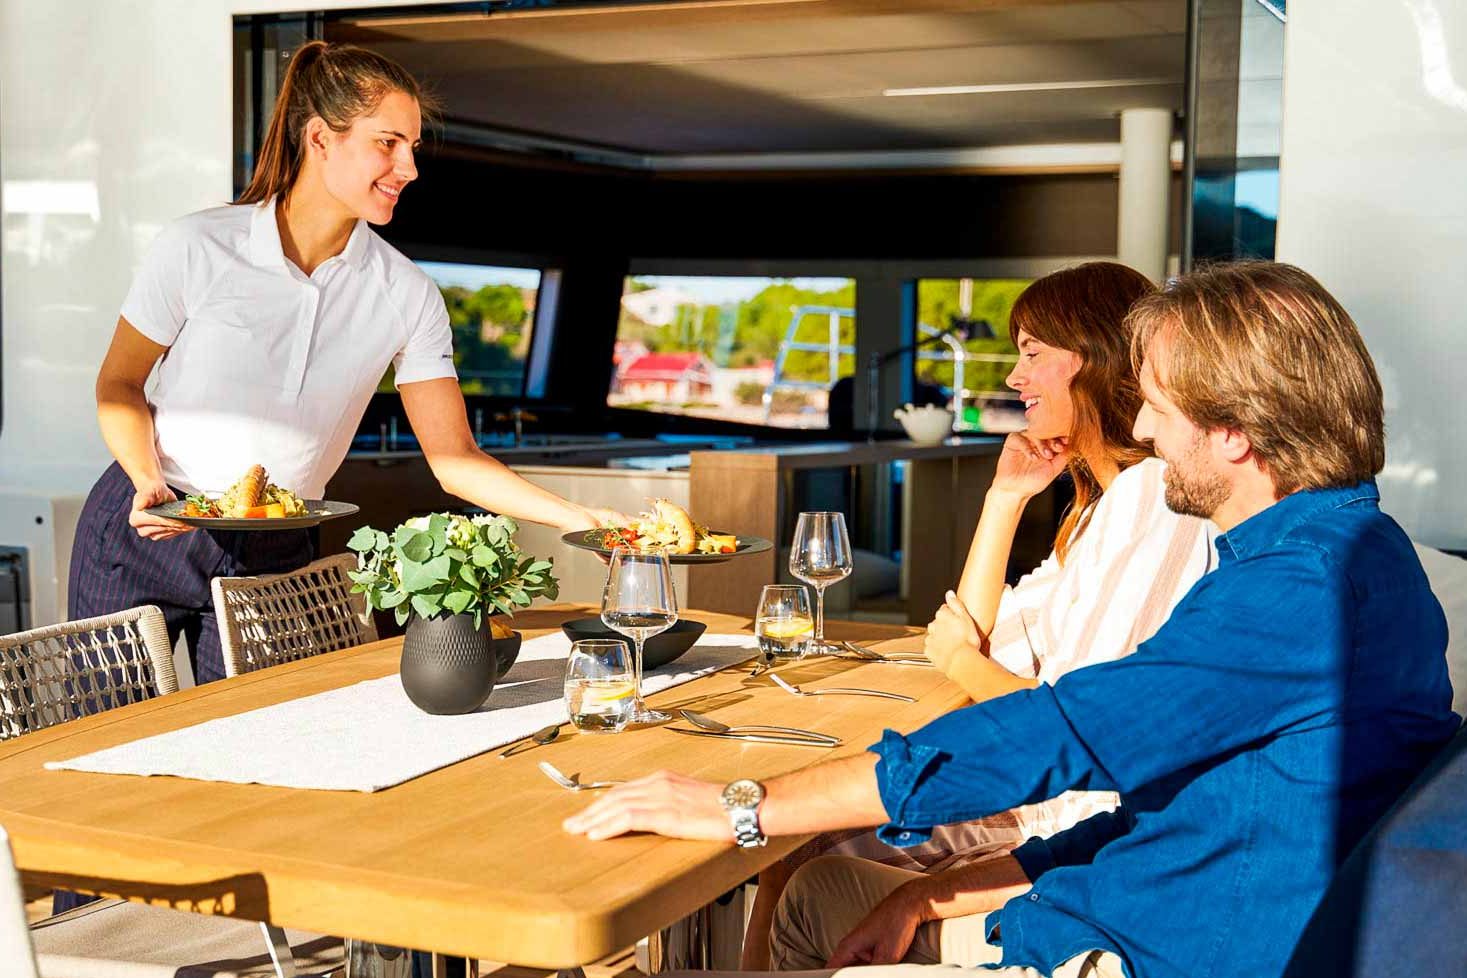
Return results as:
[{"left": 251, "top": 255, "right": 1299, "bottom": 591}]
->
[
  {"left": 492, "top": 631, "right": 522, "bottom": 679},
  {"left": 560, "top": 617, "right": 707, "bottom": 671}
]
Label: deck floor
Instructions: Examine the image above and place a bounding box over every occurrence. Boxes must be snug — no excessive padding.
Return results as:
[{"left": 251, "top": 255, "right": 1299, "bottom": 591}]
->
[{"left": 24, "top": 888, "right": 640, "bottom": 977}]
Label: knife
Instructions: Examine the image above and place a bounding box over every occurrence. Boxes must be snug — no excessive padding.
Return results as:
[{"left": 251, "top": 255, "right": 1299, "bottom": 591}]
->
[{"left": 668, "top": 727, "right": 842, "bottom": 748}]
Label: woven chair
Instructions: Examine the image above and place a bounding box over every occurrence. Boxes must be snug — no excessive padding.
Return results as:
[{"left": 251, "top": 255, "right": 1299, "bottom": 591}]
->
[
  {"left": 213, "top": 554, "right": 377, "bottom": 679},
  {"left": 0, "top": 606, "right": 176, "bottom": 741},
  {"left": 0, "top": 611, "right": 342, "bottom": 977}
]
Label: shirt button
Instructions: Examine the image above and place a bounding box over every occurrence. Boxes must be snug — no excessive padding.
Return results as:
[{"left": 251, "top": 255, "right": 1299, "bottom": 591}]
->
[
  {"left": 898, "top": 832, "right": 912, "bottom": 841},
  {"left": 1029, "top": 893, "right": 1040, "bottom": 902}
]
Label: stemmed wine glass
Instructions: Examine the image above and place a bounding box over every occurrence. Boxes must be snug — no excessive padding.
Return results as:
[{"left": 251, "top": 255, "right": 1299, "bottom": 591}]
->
[
  {"left": 789, "top": 512, "right": 854, "bottom": 654},
  {"left": 600, "top": 547, "right": 678, "bottom": 725}
]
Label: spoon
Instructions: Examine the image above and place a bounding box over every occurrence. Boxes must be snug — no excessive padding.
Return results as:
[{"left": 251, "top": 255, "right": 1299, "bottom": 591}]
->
[
  {"left": 768, "top": 673, "right": 916, "bottom": 703},
  {"left": 498, "top": 724, "right": 561, "bottom": 759},
  {"left": 537, "top": 760, "right": 624, "bottom": 792},
  {"left": 678, "top": 709, "right": 838, "bottom": 745}
]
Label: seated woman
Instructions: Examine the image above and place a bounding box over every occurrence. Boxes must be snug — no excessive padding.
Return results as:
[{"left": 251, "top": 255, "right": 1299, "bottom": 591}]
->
[{"left": 741, "top": 261, "right": 1218, "bottom": 969}]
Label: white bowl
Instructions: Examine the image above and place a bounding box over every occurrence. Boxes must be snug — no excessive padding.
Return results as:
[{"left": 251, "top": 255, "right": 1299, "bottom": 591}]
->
[{"left": 894, "top": 406, "right": 954, "bottom": 444}]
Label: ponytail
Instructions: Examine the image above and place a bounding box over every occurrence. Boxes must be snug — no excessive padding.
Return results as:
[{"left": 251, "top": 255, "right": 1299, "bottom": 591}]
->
[{"left": 237, "top": 41, "right": 434, "bottom": 205}]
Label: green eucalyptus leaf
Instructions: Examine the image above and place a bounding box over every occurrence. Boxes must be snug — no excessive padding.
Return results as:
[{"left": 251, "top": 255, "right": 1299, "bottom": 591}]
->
[
  {"left": 443, "top": 590, "right": 473, "bottom": 614},
  {"left": 459, "top": 563, "right": 480, "bottom": 588},
  {"left": 445, "top": 547, "right": 468, "bottom": 563},
  {"left": 411, "top": 593, "right": 441, "bottom": 619},
  {"left": 375, "top": 530, "right": 390, "bottom": 551},
  {"left": 347, "top": 526, "right": 379, "bottom": 552},
  {"left": 400, "top": 531, "right": 433, "bottom": 563},
  {"left": 379, "top": 589, "right": 407, "bottom": 609},
  {"left": 394, "top": 605, "right": 410, "bottom": 627},
  {"left": 527, "top": 560, "right": 553, "bottom": 575},
  {"left": 400, "top": 553, "right": 452, "bottom": 591},
  {"left": 471, "top": 545, "right": 498, "bottom": 569}
]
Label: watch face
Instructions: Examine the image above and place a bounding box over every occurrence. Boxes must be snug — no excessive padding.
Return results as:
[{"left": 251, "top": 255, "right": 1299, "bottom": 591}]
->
[{"left": 722, "top": 779, "right": 763, "bottom": 809}]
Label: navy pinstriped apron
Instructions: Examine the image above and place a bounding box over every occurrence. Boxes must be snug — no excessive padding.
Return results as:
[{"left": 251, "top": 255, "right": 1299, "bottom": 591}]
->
[
  {"left": 68, "top": 462, "right": 316, "bottom": 686},
  {"left": 57, "top": 462, "right": 315, "bottom": 914}
]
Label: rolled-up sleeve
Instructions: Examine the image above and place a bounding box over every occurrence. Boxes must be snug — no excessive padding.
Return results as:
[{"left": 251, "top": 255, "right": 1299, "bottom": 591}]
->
[
  {"left": 1011, "top": 808, "right": 1134, "bottom": 881},
  {"left": 869, "top": 685, "right": 1121, "bottom": 845}
]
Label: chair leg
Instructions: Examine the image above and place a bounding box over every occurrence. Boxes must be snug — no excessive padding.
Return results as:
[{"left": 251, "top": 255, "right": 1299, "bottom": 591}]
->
[
  {"left": 262, "top": 922, "right": 299, "bottom": 978},
  {"left": 346, "top": 939, "right": 411, "bottom": 977}
]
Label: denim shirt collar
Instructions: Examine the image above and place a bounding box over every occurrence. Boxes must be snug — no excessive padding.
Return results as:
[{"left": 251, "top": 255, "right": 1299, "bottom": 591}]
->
[{"left": 1215, "top": 480, "right": 1380, "bottom": 563}]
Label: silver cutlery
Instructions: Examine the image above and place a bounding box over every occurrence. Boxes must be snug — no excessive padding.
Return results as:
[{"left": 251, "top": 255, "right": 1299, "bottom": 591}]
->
[
  {"left": 667, "top": 727, "right": 841, "bottom": 748},
  {"left": 769, "top": 673, "right": 916, "bottom": 703},
  {"left": 499, "top": 723, "right": 562, "bottom": 759},
  {"left": 537, "top": 760, "right": 624, "bottom": 791},
  {"left": 678, "top": 708, "right": 839, "bottom": 745},
  {"left": 835, "top": 641, "right": 935, "bottom": 667}
]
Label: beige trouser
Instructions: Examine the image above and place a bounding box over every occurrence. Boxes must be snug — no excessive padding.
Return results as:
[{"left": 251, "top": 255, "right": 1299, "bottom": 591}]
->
[{"left": 760, "top": 854, "right": 1126, "bottom": 978}]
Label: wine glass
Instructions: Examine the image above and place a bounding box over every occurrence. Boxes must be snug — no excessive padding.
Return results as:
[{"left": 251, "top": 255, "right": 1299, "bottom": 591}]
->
[
  {"left": 755, "top": 585, "right": 814, "bottom": 664},
  {"left": 564, "top": 640, "right": 635, "bottom": 734},
  {"left": 600, "top": 547, "right": 678, "bottom": 724},
  {"left": 789, "top": 512, "right": 853, "bottom": 653}
]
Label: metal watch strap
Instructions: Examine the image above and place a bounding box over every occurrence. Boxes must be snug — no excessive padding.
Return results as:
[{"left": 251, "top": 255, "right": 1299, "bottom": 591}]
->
[
  {"left": 729, "top": 807, "right": 765, "bottom": 848},
  {"left": 722, "top": 779, "right": 767, "bottom": 848}
]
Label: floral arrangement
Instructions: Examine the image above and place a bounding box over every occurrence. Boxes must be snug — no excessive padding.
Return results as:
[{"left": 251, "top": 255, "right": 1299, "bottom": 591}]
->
[{"left": 347, "top": 512, "right": 558, "bottom": 629}]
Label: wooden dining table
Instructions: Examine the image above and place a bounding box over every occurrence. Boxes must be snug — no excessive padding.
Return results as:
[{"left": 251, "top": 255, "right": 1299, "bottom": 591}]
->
[{"left": 0, "top": 604, "right": 966, "bottom": 969}]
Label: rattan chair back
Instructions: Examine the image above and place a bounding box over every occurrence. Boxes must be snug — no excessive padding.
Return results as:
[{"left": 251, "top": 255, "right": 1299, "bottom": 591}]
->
[
  {"left": 0, "top": 606, "right": 176, "bottom": 742},
  {"left": 212, "top": 553, "right": 377, "bottom": 678}
]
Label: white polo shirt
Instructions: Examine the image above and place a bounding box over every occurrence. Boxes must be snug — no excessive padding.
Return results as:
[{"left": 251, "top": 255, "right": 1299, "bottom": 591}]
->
[{"left": 121, "top": 198, "right": 456, "bottom": 499}]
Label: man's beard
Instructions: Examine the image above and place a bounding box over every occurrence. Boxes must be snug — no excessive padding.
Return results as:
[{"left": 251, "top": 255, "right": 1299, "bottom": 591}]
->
[{"left": 1161, "top": 436, "right": 1230, "bottom": 519}]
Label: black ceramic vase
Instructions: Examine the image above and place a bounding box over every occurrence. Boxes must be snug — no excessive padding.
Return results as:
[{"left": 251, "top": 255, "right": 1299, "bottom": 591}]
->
[{"left": 400, "top": 613, "right": 500, "bottom": 715}]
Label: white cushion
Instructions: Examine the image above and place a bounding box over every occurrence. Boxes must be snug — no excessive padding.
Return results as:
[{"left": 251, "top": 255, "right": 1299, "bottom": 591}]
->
[{"left": 31, "top": 899, "right": 341, "bottom": 978}]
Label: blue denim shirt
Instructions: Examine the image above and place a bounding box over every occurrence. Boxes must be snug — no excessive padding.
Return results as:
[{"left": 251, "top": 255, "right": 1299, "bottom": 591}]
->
[{"left": 871, "top": 482, "right": 1459, "bottom": 978}]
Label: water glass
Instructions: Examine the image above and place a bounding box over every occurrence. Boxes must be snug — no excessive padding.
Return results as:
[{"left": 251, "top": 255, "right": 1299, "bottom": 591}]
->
[
  {"left": 564, "top": 639, "right": 635, "bottom": 734},
  {"left": 755, "top": 584, "right": 814, "bottom": 663},
  {"left": 790, "top": 512, "right": 854, "bottom": 651},
  {"left": 600, "top": 546, "right": 678, "bottom": 724}
]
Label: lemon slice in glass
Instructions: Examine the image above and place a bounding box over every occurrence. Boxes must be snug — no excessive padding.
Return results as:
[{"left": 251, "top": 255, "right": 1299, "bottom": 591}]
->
[
  {"left": 588, "top": 680, "right": 637, "bottom": 704},
  {"left": 761, "top": 618, "right": 814, "bottom": 640}
]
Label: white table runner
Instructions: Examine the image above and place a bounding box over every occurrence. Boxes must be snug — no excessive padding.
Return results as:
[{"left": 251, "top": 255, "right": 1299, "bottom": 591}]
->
[{"left": 46, "top": 632, "right": 761, "bottom": 792}]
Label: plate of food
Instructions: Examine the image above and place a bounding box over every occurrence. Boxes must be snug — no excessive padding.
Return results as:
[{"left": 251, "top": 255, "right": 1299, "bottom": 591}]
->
[
  {"left": 145, "top": 464, "right": 359, "bottom": 530},
  {"left": 561, "top": 499, "right": 772, "bottom": 564}
]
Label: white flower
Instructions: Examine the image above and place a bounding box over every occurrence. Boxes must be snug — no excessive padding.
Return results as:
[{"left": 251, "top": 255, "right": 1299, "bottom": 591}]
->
[{"left": 405, "top": 516, "right": 430, "bottom": 531}]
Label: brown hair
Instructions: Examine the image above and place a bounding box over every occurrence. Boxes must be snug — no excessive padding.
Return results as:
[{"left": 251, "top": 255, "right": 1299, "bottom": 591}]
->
[
  {"left": 237, "top": 41, "right": 436, "bottom": 206},
  {"left": 1127, "top": 261, "right": 1385, "bottom": 494},
  {"left": 1011, "top": 261, "right": 1156, "bottom": 561}
]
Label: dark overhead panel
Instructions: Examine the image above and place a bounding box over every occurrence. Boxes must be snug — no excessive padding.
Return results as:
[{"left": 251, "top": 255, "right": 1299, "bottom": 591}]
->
[{"left": 326, "top": 0, "right": 1187, "bottom": 165}]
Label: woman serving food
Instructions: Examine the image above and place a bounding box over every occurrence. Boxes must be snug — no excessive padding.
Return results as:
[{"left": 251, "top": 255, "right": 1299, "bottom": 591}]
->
[{"left": 71, "top": 41, "right": 621, "bottom": 695}]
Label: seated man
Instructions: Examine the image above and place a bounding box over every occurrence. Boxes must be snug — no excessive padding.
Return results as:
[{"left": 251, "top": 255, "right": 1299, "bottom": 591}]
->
[{"left": 564, "top": 261, "right": 1460, "bottom": 978}]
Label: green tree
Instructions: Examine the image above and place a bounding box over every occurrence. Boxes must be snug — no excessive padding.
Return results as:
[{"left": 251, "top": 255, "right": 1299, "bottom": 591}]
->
[{"left": 915, "top": 279, "right": 1029, "bottom": 396}]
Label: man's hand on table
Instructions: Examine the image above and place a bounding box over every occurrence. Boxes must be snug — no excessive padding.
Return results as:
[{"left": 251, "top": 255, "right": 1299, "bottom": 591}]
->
[{"left": 563, "top": 770, "right": 730, "bottom": 842}]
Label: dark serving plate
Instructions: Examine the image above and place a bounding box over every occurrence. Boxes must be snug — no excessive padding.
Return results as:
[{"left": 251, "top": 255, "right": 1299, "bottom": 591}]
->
[
  {"left": 560, "top": 617, "right": 707, "bottom": 671},
  {"left": 144, "top": 499, "right": 359, "bottom": 530},
  {"left": 559, "top": 530, "right": 772, "bottom": 565}
]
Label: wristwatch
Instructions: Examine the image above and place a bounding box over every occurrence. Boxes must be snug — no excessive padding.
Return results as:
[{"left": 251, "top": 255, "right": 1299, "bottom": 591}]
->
[{"left": 720, "top": 778, "right": 767, "bottom": 848}]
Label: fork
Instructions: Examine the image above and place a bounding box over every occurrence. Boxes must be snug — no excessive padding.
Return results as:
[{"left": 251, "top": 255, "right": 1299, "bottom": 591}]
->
[
  {"left": 768, "top": 673, "right": 916, "bottom": 703},
  {"left": 836, "top": 641, "right": 934, "bottom": 666},
  {"left": 537, "top": 760, "right": 625, "bottom": 791}
]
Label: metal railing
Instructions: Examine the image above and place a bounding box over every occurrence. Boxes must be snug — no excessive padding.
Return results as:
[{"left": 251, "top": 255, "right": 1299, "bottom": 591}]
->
[{"left": 762, "top": 306, "right": 1018, "bottom": 428}]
